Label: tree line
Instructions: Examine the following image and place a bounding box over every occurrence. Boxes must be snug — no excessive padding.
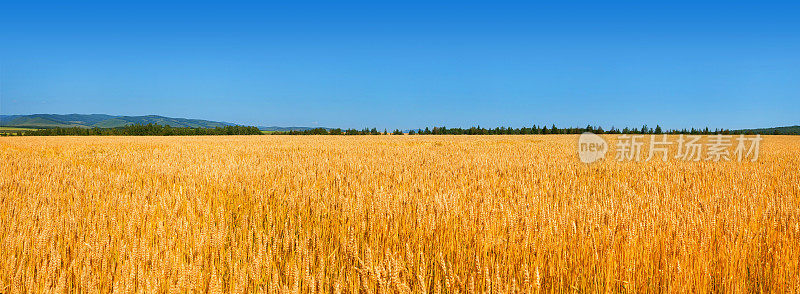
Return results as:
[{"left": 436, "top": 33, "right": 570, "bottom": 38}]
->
[
  {"left": 13, "top": 124, "right": 262, "bottom": 136},
  {"left": 3, "top": 123, "right": 787, "bottom": 136},
  {"left": 276, "top": 128, "right": 399, "bottom": 135},
  {"left": 273, "top": 125, "right": 775, "bottom": 135}
]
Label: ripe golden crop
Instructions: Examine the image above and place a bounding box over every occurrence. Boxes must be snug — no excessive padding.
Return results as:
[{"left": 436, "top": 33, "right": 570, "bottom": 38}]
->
[{"left": 1, "top": 135, "right": 798, "bottom": 292}]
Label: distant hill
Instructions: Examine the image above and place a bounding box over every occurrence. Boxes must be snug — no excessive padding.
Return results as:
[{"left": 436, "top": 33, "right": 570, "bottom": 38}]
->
[
  {"left": 735, "top": 125, "right": 800, "bottom": 135},
  {"left": 0, "top": 114, "right": 235, "bottom": 129}
]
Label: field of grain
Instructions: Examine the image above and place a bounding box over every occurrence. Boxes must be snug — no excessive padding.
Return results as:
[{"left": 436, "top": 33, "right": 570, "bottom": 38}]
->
[
  {"left": 0, "top": 127, "right": 39, "bottom": 136},
  {"left": 1, "top": 135, "right": 798, "bottom": 293}
]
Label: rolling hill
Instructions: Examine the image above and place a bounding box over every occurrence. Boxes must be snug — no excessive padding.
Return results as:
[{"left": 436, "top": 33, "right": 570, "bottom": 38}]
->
[{"left": 0, "top": 114, "right": 235, "bottom": 129}]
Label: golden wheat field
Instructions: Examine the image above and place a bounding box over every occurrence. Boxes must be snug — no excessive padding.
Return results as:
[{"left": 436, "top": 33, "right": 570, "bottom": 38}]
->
[{"left": 1, "top": 135, "right": 799, "bottom": 293}]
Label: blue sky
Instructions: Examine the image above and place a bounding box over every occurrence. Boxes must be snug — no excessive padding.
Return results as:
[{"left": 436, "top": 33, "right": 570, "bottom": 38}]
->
[{"left": 1, "top": 1, "right": 799, "bottom": 129}]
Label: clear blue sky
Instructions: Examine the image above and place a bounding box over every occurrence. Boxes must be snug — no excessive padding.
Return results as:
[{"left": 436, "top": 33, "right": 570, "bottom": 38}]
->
[{"left": 2, "top": 1, "right": 799, "bottom": 130}]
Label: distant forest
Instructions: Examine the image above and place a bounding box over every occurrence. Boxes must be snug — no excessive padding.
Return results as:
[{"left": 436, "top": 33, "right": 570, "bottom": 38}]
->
[
  {"left": 3, "top": 123, "right": 796, "bottom": 136},
  {"left": 275, "top": 125, "right": 792, "bottom": 135},
  {"left": 10, "top": 124, "right": 262, "bottom": 136}
]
